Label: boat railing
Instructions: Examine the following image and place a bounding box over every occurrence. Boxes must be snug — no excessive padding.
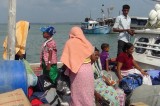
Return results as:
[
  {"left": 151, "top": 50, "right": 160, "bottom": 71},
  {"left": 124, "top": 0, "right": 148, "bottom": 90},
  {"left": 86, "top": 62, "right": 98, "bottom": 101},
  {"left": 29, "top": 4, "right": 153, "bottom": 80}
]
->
[
  {"left": 135, "top": 42, "right": 160, "bottom": 47},
  {"left": 134, "top": 45, "right": 160, "bottom": 51}
]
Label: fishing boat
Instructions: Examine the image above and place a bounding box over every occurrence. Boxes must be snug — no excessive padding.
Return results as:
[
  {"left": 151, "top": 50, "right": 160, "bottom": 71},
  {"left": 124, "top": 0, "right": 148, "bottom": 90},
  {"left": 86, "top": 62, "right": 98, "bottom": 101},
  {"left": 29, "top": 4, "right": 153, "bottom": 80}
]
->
[
  {"left": 81, "top": 5, "right": 111, "bottom": 34},
  {"left": 81, "top": 18, "right": 111, "bottom": 34}
]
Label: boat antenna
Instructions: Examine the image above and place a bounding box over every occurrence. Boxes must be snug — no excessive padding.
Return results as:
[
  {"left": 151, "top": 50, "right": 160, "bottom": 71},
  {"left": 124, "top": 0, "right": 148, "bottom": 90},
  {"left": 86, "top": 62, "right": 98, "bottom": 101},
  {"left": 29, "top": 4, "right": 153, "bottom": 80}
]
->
[
  {"left": 101, "top": 4, "right": 105, "bottom": 25},
  {"left": 90, "top": 10, "right": 91, "bottom": 19},
  {"left": 7, "top": 0, "right": 16, "bottom": 60}
]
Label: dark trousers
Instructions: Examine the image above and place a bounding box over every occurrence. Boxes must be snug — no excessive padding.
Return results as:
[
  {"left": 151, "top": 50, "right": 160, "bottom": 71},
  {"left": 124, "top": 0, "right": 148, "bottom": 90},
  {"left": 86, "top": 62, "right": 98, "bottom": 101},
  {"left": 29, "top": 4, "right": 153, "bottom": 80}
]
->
[
  {"left": 117, "top": 40, "right": 127, "bottom": 56},
  {"left": 15, "top": 53, "right": 26, "bottom": 60}
]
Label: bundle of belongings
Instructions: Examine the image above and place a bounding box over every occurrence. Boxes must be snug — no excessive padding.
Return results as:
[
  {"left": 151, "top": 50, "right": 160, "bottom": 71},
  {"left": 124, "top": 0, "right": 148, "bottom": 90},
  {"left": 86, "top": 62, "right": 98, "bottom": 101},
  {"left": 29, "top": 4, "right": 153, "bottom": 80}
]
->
[
  {"left": 24, "top": 60, "right": 70, "bottom": 106},
  {"left": 146, "top": 4, "right": 160, "bottom": 28}
]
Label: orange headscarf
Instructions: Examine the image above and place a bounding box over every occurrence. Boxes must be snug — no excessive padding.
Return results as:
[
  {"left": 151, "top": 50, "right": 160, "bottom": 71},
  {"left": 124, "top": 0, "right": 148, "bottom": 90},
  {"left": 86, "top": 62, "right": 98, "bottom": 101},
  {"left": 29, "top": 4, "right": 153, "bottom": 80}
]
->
[{"left": 60, "top": 26, "right": 94, "bottom": 73}]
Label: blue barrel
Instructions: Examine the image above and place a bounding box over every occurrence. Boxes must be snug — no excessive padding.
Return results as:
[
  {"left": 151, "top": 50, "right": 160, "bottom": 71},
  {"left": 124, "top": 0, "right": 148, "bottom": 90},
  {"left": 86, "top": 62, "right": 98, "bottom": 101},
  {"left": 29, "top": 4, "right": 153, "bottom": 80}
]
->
[{"left": 0, "top": 60, "right": 28, "bottom": 95}]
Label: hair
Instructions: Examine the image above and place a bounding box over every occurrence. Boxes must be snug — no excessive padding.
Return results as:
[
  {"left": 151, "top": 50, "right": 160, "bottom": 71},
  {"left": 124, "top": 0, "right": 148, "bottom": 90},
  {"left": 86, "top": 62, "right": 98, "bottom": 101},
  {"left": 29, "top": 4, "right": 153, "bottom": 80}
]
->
[
  {"left": 123, "top": 43, "right": 133, "bottom": 52},
  {"left": 95, "top": 47, "right": 99, "bottom": 52},
  {"left": 122, "top": 4, "right": 130, "bottom": 10},
  {"left": 101, "top": 43, "right": 109, "bottom": 50}
]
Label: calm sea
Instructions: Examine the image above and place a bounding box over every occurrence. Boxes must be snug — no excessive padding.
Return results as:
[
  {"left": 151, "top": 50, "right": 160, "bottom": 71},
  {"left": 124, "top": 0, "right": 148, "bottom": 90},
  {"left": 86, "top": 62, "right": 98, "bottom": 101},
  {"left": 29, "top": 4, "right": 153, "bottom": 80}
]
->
[{"left": 0, "top": 23, "right": 129, "bottom": 63}]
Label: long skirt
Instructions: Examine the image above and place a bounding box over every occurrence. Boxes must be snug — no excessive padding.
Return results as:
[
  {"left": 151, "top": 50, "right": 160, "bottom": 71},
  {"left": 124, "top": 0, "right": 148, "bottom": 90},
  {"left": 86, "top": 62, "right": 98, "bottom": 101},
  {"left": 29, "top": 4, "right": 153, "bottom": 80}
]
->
[
  {"left": 69, "top": 63, "right": 94, "bottom": 106},
  {"left": 94, "top": 78, "right": 120, "bottom": 106}
]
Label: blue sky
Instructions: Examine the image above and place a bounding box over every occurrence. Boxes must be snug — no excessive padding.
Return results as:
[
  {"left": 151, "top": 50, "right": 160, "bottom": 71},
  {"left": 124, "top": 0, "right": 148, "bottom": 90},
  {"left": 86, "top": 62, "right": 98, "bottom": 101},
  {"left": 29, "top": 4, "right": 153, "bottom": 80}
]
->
[{"left": 0, "top": 0, "right": 157, "bottom": 23}]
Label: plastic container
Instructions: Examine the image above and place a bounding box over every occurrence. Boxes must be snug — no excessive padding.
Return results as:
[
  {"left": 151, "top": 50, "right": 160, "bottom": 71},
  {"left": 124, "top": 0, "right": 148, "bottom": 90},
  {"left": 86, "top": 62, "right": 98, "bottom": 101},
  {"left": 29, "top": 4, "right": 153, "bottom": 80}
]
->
[{"left": 0, "top": 60, "right": 28, "bottom": 95}]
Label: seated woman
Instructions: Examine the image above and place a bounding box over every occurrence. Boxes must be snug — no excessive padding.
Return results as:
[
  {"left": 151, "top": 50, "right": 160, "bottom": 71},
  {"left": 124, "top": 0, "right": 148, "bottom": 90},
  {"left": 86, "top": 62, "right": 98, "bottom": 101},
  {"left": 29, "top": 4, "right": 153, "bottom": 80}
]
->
[
  {"left": 91, "top": 47, "right": 125, "bottom": 106},
  {"left": 116, "top": 43, "right": 152, "bottom": 85}
]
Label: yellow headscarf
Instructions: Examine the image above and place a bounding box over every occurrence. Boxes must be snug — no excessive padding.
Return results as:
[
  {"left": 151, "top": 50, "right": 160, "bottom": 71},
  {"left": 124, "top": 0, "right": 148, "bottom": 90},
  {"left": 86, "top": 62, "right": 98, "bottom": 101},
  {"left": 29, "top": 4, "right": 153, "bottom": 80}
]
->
[{"left": 3, "top": 20, "right": 30, "bottom": 59}]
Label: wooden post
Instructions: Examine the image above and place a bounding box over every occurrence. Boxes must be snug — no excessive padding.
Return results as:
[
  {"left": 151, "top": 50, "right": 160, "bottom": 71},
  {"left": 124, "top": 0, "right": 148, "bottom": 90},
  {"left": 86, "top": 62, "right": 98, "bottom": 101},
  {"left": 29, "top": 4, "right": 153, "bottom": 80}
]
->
[{"left": 7, "top": 0, "right": 16, "bottom": 60}]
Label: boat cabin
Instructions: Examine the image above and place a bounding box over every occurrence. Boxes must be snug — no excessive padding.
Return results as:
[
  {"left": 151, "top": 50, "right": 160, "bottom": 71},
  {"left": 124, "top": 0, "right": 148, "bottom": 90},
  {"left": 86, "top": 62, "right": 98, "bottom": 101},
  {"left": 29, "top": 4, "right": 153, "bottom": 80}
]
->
[
  {"left": 131, "top": 17, "right": 148, "bottom": 30},
  {"left": 81, "top": 20, "right": 99, "bottom": 29},
  {"left": 133, "top": 29, "right": 160, "bottom": 69}
]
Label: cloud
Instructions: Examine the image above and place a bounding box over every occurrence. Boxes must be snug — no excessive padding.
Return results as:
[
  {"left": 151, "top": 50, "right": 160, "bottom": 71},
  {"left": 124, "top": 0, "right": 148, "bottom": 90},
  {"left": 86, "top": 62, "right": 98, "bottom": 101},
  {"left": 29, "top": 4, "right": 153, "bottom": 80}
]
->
[{"left": 0, "top": 0, "right": 157, "bottom": 23}]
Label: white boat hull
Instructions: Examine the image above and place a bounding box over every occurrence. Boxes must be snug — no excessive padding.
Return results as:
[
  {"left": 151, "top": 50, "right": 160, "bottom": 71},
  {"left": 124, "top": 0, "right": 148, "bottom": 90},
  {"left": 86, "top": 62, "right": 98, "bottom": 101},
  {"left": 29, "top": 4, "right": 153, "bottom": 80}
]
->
[{"left": 133, "top": 29, "right": 160, "bottom": 69}]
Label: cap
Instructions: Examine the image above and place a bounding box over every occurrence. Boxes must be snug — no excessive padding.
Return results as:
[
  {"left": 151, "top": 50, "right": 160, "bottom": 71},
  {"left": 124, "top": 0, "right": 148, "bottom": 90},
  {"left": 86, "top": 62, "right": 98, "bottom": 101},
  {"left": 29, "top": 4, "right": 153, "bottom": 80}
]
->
[{"left": 40, "top": 26, "right": 56, "bottom": 36}]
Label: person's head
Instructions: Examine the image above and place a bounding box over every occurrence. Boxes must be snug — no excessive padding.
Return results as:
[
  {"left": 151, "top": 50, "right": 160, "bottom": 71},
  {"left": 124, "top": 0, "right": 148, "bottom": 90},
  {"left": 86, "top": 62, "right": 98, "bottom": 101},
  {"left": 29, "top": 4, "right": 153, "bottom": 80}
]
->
[
  {"left": 101, "top": 43, "right": 110, "bottom": 52},
  {"left": 91, "top": 47, "right": 100, "bottom": 63},
  {"left": 69, "top": 26, "right": 85, "bottom": 39},
  {"left": 40, "top": 26, "right": 56, "bottom": 39},
  {"left": 122, "top": 4, "right": 130, "bottom": 17},
  {"left": 123, "top": 43, "right": 134, "bottom": 54}
]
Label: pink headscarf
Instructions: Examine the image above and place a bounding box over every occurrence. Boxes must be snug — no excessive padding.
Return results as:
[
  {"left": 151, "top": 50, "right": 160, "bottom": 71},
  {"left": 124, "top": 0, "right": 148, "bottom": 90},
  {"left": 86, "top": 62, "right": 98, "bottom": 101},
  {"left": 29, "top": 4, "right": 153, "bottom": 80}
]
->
[{"left": 60, "top": 26, "right": 94, "bottom": 73}]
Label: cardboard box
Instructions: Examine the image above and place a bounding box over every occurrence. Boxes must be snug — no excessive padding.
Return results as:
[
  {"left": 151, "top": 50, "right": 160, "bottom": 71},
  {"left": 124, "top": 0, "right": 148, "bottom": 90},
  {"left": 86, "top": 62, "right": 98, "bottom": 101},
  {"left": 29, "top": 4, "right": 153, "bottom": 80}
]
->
[
  {"left": 130, "top": 102, "right": 149, "bottom": 106},
  {"left": 0, "top": 89, "right": 31, "bottom": 106}
]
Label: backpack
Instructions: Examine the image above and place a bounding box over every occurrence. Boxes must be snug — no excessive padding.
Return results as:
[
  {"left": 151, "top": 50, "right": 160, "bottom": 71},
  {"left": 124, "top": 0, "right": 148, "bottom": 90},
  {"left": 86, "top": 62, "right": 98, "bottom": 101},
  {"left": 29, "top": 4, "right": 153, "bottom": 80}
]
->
[
  {"left": 33, "top": 75, "right": 56, "bottom": 92},
  {"left": 119, "top": 73, "right": 143, "bottom": 94}
]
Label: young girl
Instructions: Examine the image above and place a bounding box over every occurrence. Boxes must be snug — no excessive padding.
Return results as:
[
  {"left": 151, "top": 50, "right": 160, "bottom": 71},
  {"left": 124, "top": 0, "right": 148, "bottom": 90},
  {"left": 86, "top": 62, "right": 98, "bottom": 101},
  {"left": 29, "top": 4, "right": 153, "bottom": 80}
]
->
[{"left": 40, "top": 26, "right": 58, "bottom": 84}]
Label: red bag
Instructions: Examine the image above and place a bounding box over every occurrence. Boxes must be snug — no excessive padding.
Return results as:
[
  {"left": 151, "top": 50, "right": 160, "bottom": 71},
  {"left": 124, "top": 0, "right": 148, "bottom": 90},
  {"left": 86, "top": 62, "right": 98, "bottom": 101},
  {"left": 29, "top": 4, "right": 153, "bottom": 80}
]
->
[{"left": 31, "top": 98, "right": 43, "bottom": 106}]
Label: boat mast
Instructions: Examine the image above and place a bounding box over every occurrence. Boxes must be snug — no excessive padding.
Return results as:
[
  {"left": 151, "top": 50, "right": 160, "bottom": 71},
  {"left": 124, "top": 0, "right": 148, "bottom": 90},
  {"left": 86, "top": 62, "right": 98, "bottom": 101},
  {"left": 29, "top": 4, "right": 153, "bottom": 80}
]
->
[
  {"left": 7, "top": 0, "right": 16, "bottom": 60},
  {"left": 101, "top": 4, "right": 105, "bottom": 25}
]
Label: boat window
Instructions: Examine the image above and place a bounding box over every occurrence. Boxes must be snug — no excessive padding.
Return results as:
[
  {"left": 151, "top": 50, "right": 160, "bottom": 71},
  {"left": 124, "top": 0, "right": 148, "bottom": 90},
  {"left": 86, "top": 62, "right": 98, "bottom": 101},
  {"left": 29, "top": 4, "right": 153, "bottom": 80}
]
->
[
  {"left": 151, "top": 39, "right": 160, "bottom": 57},
  {"left": 135, "top": 37, "right": 149, "bottom": 54},
  {"left": 137, "top": 20, "right": 147, "bottom": 26},
  {"left": 131, "top": 19, "right": 138, "bottom": 25}
]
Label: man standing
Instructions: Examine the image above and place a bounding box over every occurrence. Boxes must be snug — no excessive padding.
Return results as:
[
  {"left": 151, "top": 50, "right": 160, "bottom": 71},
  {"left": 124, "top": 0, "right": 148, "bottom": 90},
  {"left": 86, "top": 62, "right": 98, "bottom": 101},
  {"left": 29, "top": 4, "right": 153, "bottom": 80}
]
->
[{"left": 113, "top": 4, "right": 134, "bottom": 56}]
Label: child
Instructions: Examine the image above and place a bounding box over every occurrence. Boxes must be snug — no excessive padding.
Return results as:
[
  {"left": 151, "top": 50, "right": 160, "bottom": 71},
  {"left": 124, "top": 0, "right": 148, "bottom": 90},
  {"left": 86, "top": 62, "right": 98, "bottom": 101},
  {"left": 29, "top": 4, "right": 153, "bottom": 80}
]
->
[
  {"left": 100, "top": 43, "right": 111, "bottom": 71},
  {"left": 40, "top": 26, "right": 58, "bottom": 84},
  {"left": 100, "top": 43, "right": 116, "bottom": 71}
]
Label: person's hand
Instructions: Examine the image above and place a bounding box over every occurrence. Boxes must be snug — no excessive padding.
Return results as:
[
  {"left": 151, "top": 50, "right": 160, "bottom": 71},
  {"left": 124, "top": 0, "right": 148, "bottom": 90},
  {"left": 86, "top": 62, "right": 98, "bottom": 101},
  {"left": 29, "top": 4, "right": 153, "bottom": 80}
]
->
[
  {"left": 127, "top": 29, "right": 135, "bottom": 36},
  {"left": 95, "top": 92, "right": 102, "bottom": 101},
  {"left": 118, "top": 76, "right": 123, "bottom": 83},
  {"left": 141, "top": 71, "right": 148, "bottom": 76},
  {"left": 40, "top": 64, "right": 42, "bottom": 68},
  {"left": 46, "top": 63, "right": 51, "bottom": 70}
]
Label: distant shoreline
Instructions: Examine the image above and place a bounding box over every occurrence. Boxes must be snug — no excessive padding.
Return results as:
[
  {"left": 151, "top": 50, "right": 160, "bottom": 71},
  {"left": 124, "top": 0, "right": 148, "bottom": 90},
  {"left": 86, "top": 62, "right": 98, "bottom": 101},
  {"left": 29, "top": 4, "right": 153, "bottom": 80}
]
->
[{"left": 0, "top": 22, "right": 81, "bottom": 25}]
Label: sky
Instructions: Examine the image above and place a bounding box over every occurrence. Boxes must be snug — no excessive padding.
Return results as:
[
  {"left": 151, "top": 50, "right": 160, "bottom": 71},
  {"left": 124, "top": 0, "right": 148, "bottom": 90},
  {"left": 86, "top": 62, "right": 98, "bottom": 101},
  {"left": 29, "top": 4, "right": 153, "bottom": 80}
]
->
[{"left": 0, "top": 0, "right": 158, "bottom": 23}]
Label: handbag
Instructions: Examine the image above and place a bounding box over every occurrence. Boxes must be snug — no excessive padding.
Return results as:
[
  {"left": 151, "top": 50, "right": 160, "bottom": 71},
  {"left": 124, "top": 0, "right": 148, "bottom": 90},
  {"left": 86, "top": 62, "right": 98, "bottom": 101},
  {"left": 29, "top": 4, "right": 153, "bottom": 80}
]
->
[{"left": 33, "top": 75, "right": 56, "bottom": 92}]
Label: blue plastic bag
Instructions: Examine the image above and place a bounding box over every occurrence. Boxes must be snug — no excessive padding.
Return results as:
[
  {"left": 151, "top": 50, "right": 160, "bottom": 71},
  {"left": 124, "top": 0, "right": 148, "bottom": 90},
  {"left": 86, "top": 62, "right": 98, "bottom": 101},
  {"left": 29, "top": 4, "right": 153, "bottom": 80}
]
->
[{"left": 119, "top": 73, "right": 143, "bottom": 94}]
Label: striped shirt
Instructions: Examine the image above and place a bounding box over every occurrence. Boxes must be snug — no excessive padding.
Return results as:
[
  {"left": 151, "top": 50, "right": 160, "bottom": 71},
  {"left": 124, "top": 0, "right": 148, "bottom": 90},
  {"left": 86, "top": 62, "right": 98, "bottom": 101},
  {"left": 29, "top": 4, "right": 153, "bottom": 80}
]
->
[{"left": 40, "top": 38, "right": 57, "bottom": 65}]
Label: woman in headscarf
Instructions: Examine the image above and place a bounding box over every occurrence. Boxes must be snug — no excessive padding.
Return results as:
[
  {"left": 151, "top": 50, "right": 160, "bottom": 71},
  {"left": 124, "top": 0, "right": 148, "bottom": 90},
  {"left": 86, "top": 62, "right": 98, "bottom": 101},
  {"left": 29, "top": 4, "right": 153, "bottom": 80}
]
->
[{"left": 60, "top": 26, "right": 94, "bottom": 106}]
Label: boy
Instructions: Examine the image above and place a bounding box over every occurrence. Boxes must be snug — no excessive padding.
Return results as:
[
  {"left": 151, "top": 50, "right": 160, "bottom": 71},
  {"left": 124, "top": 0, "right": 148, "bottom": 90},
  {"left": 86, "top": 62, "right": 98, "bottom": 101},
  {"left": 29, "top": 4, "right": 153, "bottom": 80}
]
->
[
  {"left": 40, "top": 26, "right": 58, "bottom": 84},
  {"left": 100, "top": 43, "right": 115, "bottom": 71}
]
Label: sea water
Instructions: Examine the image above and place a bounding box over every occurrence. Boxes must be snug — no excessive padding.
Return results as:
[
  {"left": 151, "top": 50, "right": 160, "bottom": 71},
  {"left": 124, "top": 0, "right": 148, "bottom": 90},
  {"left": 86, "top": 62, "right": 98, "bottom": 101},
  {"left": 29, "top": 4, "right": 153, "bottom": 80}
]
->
[{"left": 0, "top": 23, "right": 134, "bottom": 63}]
